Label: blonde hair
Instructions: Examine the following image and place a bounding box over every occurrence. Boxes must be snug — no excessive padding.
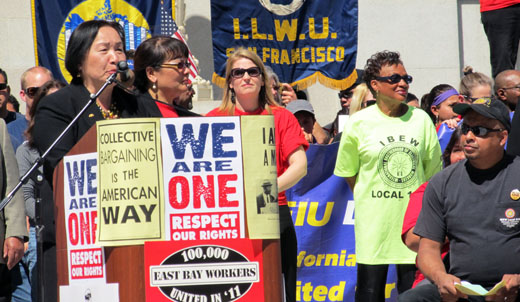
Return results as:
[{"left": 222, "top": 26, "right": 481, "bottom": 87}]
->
[
  {"left": 349, "top": 83, "right": 370, "bottom": 115},
  {"left": 219, "top": 48, "right": 279, "bottom": 115},
  {"left": 459, "top": 66, "right": 493, "bottom": 97}
]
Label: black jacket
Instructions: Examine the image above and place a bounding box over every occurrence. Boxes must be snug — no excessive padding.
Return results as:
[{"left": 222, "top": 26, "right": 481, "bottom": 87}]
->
[{"left": 32, "top": 83, "right": 159, "bottom": 183}]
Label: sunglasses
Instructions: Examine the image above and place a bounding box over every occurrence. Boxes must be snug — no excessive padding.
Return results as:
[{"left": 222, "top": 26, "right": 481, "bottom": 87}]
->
[
  {"left": 25, "top": 86, "right": 40, "bottom": 98},
  {"left": 230, "top": 67, "right": 261, "bottom": 79},
  {"left": 365, "top": 99, "right": 377, "bottom": 107},
  {"left": 0, "top": 83, "right": 7, "bottom": 91},
  {"left": 462, "top": 95, "right": 492, "bottom": 103},
  {"left": 159, "top": 61, "right": 191, "bottom": 70},
  {"left": 338, "top": 91, "right": 353, "bottom": 99},
  {"left": 461, "top": 124, "right": 504, "bottom": 137},
  {"left": 375, "top": 74, "right": 413, "bottom": 84}
]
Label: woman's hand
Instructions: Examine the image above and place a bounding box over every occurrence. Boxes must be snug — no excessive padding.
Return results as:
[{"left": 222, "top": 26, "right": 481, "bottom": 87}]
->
[{"left": 441, "top": 117, "right": 461, "bottom": 129}]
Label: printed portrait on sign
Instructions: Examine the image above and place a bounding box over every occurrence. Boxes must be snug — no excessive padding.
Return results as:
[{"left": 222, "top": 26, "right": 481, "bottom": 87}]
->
[{"left": 256, "top": 179, "right": 278, "bottom": 214}]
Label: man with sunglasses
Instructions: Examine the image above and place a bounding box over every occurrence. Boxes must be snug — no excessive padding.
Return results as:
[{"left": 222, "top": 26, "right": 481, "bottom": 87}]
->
[
  {"left": 401, "top": 97, "right": 520, "bottom": 302},
  {"left": 0, "top": 68, "right": 46, "bottom": 152},
  {"left": 19, "top": 66, "right": 53, "bottom": 121}
]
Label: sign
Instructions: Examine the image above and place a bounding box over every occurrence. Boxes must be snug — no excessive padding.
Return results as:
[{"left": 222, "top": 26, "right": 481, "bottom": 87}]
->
[
  {"left": 241, "top": 116, "right": 280, "bottom": 239},
  {"left": 145, "top": 239, "right": 264, "bottom": 302},
  {"left": 211, "top": 0, "right": 358, "bottom": 90},
  {"left": 63, "top": 153, "right": 106, "bottom": 283},
  {"left": 286, "top": 143, "right": 398, "bottom": 301},
  {"left": 96, "top": 118, "right": 164, "bottom": 246},
  {"left": 60, "top": 283, "right": 119, "bottom": 302},
  {"left": 160, "top": 117, "right": 247, "bottom": 242}
]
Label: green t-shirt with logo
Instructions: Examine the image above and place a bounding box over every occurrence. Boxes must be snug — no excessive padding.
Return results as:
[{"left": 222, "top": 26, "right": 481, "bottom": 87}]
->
[{"left": 334, "top": 104, "right": 442, "bottom": 264}]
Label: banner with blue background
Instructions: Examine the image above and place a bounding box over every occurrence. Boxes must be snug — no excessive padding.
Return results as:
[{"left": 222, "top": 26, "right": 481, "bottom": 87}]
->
[
  {"left": 31, "top": 0, "right": 175, "bottom": 82},
  {"left": 210, "top": 0, "right": 358, "bottom": 90},
  {"left": 287, "top": 143, "right": 398, "bottom": 302}
]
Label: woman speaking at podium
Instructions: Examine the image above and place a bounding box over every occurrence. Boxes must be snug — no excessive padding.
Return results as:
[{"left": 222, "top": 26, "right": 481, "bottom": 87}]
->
[
  {"left": 32, "top": 20, "right": 158, "bottom": 182},
  {"left": 206, "top": 48, "right": 308, "bottom": 302},
  {"left": 133, "top": 36, "right": 199, "bottom": 118},
  {"left": 31, "top": 20, "right": 158, "bottom": 302}
]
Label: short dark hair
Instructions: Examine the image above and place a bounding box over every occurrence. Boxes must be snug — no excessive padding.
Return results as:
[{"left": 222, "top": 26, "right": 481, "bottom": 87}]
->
[
  {"left": 422, "top": 84, "right": 455, "bottom": 123},
  {"left": 65, "top": 20, "right": 125, "bottom": 83},
  {"left": 363, "top": 50, "right": 403, "bottom": 94},
  {"left": 406, "top": 92, "right": 418, "bottom": 103},
  {"left": 7, "top": 95, "right": 19, "bottom": 112},
  {"left": 133, "top": 36, "right": 189, "bottom": 93},
  {"left": 0, "top": 68, "right": 8, "bottom": 83}
]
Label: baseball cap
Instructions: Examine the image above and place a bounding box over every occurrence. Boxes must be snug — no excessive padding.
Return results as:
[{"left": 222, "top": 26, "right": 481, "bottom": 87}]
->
[
  {"left": 286, "top": 99, "right": 314, "bottom": 115},
  {"left": 453, "top": 97, "right": 511, "bottom": 132}
]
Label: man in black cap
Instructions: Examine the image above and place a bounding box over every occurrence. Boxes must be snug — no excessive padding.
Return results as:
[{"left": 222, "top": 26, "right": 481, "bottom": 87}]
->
[{"left": 399, "top": 97, "right": 520, "bottom": 302}]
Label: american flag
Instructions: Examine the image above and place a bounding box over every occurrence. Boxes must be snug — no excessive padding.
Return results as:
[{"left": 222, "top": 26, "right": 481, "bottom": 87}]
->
[{"left": 160, "top": 3, "right": 199, "bottom": 82}]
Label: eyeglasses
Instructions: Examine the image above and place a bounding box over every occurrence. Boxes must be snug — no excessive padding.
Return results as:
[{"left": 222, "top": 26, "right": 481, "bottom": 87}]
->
[
  {"left": 462, "top": 95, "right": 492, "bottom": 103},
  {"left": 230, "top": 67, "right": 261, "bottom": 79},
  {"left": 375, "top": 74, "right": 413, "bottom": 84},
  {"left": 461, "top": 124, "right": 504, "bottom": 137},
  {"left": 502, "top": 85, "right": 520, "bottom": 91},
  {"left": 0, "top": 83, "right": 7, "bottom": 91},
  {"left": 24, "top": 86, "right": 40, "bottom": 98},
  {"left": 159, "top": 61, "right": 191, "bottom": 70}
]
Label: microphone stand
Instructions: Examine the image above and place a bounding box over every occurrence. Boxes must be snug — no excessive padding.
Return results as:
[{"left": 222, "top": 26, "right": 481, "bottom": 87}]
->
[{"left": 0, "top": 72, "right": 118, "bottom": 302}]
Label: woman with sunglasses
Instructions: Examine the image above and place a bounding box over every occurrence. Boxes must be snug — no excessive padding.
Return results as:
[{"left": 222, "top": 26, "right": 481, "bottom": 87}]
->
[
  {"left": 349, "top": 83, "right": 375, "bottom": 115},
  {"left": 133, "top": 36, "right": 199, "bottom": 118},
  {"left": 459, "top": 66, "right": 493, "bottom": 103},
  {"left": 334, "top": 50, "right": 442, "bottom": 302},
  {"left": 206, "top": 48, "right": 308, "bottom": 302}
]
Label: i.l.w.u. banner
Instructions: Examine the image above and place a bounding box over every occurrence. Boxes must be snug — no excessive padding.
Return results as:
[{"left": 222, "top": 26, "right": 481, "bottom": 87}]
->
[
  {"left": 31, "top": 0, "right": 175, "bottom": 82},
  {"left": 211, "top": 0, "right": 358, "bottom": 90}
]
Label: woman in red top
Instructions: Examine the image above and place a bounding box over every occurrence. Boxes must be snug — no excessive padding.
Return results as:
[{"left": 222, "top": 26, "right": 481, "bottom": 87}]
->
[
  {"left": 206, "top": 48, "right": 308, "bottom": 302},
  {"left": 133, "top": 36, "right": 197, "bottom": 117}
]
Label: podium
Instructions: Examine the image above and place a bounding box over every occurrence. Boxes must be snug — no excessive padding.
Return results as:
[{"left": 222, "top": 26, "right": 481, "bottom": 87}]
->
[{"left": 53, "top": 123, "right": 283, "bottom": 301}]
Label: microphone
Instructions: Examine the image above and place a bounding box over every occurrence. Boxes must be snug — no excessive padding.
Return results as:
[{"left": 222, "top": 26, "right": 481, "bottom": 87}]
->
[{"left": 116, "top": 61, "right": 135, "bottom": 89}]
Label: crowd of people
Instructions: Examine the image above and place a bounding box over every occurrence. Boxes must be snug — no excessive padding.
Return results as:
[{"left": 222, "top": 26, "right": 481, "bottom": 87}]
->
[{"left": 0, "top": 11, "right": 519, "bottom": 302}]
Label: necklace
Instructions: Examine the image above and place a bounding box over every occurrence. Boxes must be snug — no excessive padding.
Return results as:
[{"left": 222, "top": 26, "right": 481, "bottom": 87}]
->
[{"left": 96, "top": 100, "right": 120, "bottom": 119}]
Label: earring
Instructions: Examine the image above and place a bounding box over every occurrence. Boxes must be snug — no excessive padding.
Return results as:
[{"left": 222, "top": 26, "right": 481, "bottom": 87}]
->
[
  {"left": 435, "top": 115, "right": 439, "bottom": 125},
  {"left": 152, "top": 82, "right": 157, "bottom": 90},
  {"left": 231, "top": 89, "right": 236, "bottom": 104}
]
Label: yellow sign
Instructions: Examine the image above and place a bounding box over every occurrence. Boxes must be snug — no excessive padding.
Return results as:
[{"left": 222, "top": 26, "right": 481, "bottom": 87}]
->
[
  {"left": 96, "top": 118, "right": 164, "bottom": 246},
  {"left": 241, "top": 116, "right": 280, "bottom": 239}
]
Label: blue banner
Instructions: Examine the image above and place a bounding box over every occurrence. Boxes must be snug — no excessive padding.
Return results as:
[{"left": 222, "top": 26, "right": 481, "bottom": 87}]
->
[
  {"left": 32, "top": 0, "right": 174, "bottom": 82},
  {"left": 287, "top": 143, "right": 398, "bottom": 302},
  {"left": 210, "top": 0, "right": 358, "bottom": 90}
]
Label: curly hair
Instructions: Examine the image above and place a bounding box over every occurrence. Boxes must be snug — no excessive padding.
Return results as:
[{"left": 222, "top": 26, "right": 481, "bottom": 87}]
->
[{"left": 362, "top": 50, "right": 403, "bottom": 93}]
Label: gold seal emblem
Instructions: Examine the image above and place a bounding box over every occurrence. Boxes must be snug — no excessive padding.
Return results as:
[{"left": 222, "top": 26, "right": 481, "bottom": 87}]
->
[{"left": 511, "top": 189, "right": 520, "bottom": 200}]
